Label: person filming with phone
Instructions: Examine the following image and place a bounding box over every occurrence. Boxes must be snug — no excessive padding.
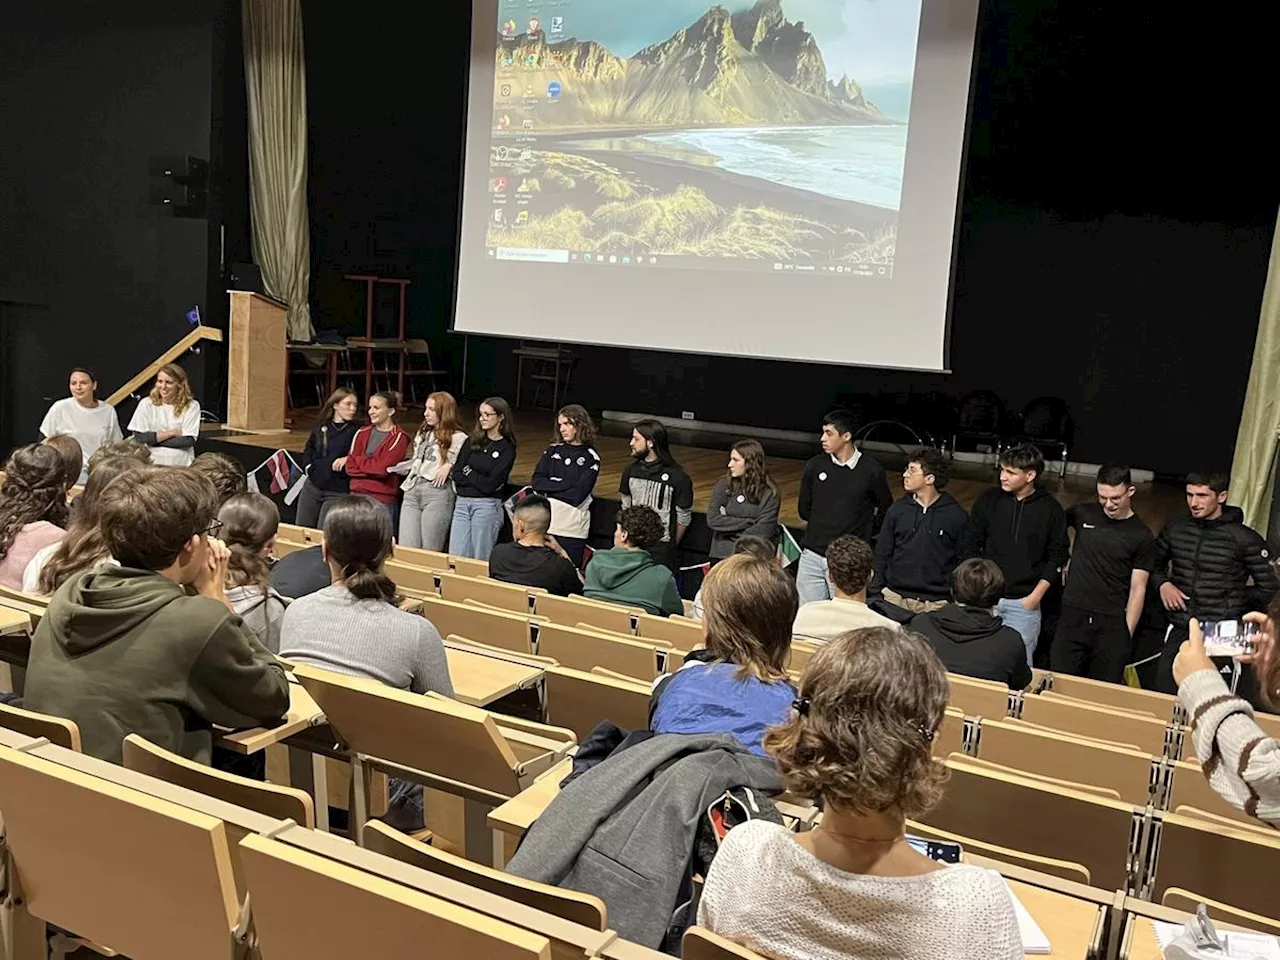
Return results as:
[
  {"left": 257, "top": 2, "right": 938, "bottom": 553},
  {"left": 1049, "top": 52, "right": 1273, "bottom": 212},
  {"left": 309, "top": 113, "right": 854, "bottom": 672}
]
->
[{"left": 1174, "top": 605, "right": 1280, "bottom": 829}]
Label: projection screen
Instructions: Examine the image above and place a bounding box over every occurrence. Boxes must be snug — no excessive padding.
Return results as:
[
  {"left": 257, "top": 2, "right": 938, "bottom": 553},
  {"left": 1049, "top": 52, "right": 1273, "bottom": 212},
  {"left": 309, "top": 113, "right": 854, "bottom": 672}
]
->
[{"left": 454, "top": 0, "right": 981, "bottom": 372}]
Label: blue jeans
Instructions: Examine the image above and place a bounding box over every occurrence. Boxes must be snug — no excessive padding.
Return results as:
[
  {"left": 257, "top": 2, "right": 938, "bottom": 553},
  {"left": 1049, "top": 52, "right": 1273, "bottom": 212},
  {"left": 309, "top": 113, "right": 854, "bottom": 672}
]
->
[
  {"left": 997, "top": 597, "right": 1042, "bottom": 668},
  {"left": 449, "top": 496, "right": 504, "bottom": 560},
  {"left": 796, "top": 549, "right": 832, "bottom": 606}
]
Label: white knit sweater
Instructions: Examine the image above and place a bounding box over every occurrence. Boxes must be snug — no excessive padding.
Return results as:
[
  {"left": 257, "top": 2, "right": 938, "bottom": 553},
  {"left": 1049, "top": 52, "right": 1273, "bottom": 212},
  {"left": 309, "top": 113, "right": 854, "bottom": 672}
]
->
[
  {"left": 698, "top": 821, "right": 1023, "bottom": 960},
  {"left": 1177, "top": 668, "right": 1280, "bottom": 828}
]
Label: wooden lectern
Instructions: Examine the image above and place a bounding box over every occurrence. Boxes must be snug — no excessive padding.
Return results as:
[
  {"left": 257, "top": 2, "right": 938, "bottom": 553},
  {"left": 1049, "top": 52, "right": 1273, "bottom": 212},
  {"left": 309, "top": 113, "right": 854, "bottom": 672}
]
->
[{"left": 227, "top": 290, "right": 287, "bottom": 431}]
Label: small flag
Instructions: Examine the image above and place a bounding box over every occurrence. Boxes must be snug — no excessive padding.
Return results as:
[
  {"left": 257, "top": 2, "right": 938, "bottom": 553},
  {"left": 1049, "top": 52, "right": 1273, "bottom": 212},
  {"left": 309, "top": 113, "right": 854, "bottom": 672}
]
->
[
  {"left": 246, "top": 449, "right": 307, "bottom": 505},
  {"left": 186, "top": 305, "right": 201, "bottom": 326},
  {"left": 267, "top": 450, "right": 291, "bottom": 494},
  {"left": 777, "top": 526, "right": 801, "bottom": 567}
]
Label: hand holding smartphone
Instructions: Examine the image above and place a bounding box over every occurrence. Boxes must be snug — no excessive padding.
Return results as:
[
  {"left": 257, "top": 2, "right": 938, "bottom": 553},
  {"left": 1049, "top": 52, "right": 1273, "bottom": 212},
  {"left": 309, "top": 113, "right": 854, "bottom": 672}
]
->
[{"left": 1199, "top": 619, "right": 1261, "bottom": 659}]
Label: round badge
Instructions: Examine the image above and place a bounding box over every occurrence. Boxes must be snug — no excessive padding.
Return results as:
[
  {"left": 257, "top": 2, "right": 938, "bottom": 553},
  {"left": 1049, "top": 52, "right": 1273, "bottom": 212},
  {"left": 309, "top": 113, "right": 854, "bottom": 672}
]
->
[
  {"left": 818, "top": 472, "right": 828, "bottom": 481},
  {"left": 1264, "top": 549, "right": 1271, "bottom": 559},
  {"left": 576, "top": 457, "right": 585, "bottom": 465},
  {"left": 736, "top": 494, "right": 745, "bottom": 503},
  {"left": 492, "top": 450, "right": 500, "bottom": 458},
  {"left": 661, "top": 473, "right": 669, "bottom": 482}
]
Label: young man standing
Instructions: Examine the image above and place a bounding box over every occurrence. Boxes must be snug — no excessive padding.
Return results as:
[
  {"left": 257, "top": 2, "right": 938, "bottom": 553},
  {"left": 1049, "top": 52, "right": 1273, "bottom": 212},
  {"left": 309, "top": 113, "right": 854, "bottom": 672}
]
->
[
  {"left": 1150, "top": 472, "right": 1278, "bottom": 693},
  {"left": 1051, "top": 465, "right": 1157, "bottom": 683},
  {"left": 792, "top": 535, "right": 899, "bottom": 641},
  {"left": 962, "top": 444, "right": 1070, "bottom": 667},
  {"left": 24, "top": 466, "right": 290, "bottom": 764},
  {"left": 619, "top": 419, "right": 693, "bottom": 571},
  {"left": 488, "top": 494, "right": 583, "bottom": 596},
  {"left": 795, "top": 409, "right": 892, "bottom": 606},
  {"left": 870, "top": 448, "right": 968, "bottom": 614}
]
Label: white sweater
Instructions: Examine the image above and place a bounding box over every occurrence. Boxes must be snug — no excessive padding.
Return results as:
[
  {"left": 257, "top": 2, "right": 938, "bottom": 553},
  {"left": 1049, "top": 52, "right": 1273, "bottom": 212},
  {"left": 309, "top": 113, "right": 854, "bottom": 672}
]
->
[{"left": 698, "top": 821, "right": 1023, "bottom": 960}]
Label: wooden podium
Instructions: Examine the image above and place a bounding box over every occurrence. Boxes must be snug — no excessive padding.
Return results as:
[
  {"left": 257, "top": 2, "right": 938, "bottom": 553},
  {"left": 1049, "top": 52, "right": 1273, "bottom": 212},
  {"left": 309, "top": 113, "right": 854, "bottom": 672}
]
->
[{"left": 227, "top": 290, "right": 287, "bottom": 431}]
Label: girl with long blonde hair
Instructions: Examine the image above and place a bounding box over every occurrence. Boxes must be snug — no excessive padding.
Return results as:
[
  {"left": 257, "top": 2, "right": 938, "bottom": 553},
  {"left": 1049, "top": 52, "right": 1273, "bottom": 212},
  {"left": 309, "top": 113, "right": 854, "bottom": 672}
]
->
[
  {"left": 396, "top": 391, "right": 467, "bottom": 550},
  {"left": 126, "top": 362, "right": 201, "bottom": 466}
]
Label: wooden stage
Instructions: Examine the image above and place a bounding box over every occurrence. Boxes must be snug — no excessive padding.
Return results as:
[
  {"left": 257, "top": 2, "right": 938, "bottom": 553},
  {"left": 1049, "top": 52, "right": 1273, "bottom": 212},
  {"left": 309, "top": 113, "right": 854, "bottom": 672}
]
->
[{"left": 207, "top": 408, "right": 1188, "bottom": 531}]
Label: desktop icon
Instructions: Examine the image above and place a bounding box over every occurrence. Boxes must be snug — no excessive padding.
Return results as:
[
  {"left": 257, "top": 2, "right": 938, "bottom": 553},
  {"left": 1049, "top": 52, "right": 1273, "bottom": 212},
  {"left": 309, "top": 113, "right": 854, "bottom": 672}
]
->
[
  {"left": 501, "top": 51, "right": 515, "bottom": 67},
  {"left": 608, "top": 255, "right": 617, "bottom": 263},
  {"left": 500, "top": 83, "right": 512, "bottom": 97},
  {"left": 489, "top": 176, "right": 508, "bottom": 193},
  {"left": 583, "top": 253, "right": 593, "bottom": 262},
  {"left": 649, "top": 257, "right": 657, "bottom": 264},
  {"left": 622, "top": 256, "right": 631, "bottom": 265},
  {"left": 547, "top": 81, "right": 561, "bottom": 100},
  {"left": 496, "top": 114, "right": 511, "bottom": 131},
  {"left": 493, "top": 209, "right": 506, "bottom": 224},
  {"left": 528, "top": 17, "right": 541, "bottom": 34},
  {"left": 501, "top": 19, "right": 517, "bottom": 36},
  {"left": 515, "top": 210, "right": 529, "bottom": 224},
  {"left": 516, "top": 178, "right": 533, "bottom": 193},
  {"left": 524, "top": 53, "right": 538, "bottom": 68},
  {"left": 550, "top": 16, "right": 564, "bottom": 33},
  {"left": 521, "top": 118, "right": 534, "bottom": 129},
  {"left": 523, "top": 83, "right": 535, "bottom": 98},
  {"left": 519, "top": 149, "right": 533, "bottom": 161}
]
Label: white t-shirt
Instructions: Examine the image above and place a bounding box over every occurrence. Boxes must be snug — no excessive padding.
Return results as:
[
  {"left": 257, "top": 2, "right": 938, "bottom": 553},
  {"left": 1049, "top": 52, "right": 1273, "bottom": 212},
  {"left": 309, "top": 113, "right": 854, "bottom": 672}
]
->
[
  {"left": 39, "top": 397, "right": 123, "bottom": 483},
  {"left": 127, "top": 398, "right": 201, "bottom": 467},
  {"left": 699, "top": 821, "right": 1023, "bottom": 960}
]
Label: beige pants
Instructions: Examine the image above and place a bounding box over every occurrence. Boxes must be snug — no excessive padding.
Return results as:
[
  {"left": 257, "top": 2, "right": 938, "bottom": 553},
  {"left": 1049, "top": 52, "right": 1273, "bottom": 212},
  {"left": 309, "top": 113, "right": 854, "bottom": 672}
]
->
[{"left": 882, "top": 588, "right": 948, "bottom": 615}]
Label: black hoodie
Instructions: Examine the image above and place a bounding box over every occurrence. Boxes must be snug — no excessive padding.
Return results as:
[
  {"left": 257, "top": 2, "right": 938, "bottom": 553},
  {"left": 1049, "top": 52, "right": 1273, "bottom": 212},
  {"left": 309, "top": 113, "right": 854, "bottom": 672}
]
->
[
  {"left": 870, "top": 492, "right": 968, "bottom": 601},
  {"left": 910, "top": 604, "right": 1032, "bottom": 689},
  {"left": 962, "top": 486, "right": 1070, "bottom": 599}
]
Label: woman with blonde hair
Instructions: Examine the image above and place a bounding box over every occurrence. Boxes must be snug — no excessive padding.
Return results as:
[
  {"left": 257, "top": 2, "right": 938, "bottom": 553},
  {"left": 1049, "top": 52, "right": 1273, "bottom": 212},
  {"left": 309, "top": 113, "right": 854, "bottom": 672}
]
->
[
  {"left": 699, "top": 628, "right": 1022, "bottom": 960},
  {"left": 219, "top": 492, "right": 288, "bottom": 654},
  {"left": 707, "top": 439, "right": 780, "bottom": 559},
  {"left": 395, "top": 391, "right": 467, "bottom": 550},
  {"left": 649, "top": 553, "right": 796, "bottom": 755},
  {"left": 296, "top": 387, "right": 361, "bottom": 528},
  {"left": 127, "top": 362, "right": 201, "bottom": 466}
]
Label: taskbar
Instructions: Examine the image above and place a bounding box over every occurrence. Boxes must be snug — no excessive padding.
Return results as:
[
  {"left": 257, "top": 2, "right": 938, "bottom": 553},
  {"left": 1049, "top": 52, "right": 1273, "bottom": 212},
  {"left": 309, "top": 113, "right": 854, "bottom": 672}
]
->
[{"left": 485, "top": 247, "right": 893, "bottom": 278}]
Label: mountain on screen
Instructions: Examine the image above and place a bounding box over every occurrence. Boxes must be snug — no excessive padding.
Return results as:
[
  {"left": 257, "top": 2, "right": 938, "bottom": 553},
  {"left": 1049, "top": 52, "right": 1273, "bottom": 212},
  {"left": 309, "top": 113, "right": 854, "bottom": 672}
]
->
[{"left": 498, "top": 0, "right": 886, "bottom": 128}]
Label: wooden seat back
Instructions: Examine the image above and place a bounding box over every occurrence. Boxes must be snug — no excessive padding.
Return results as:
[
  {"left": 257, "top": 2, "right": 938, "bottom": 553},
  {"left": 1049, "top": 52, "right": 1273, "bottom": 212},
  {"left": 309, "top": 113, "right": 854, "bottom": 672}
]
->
[
  {"left": 1149, "top": 811, "right": 1280, "bottom": 919},
  {"left": 1167, "top": 759, "right": 1271, "bottom": 827},
  {"left": 0, "top": 747, "right": 241, "bottom": 960},
  {"left": 385, "top": 558, "right": 442, "bottom": 595},
  {"left": 947, "top": 673, "right": 1014, "bottom": 719},
  {"left": 535, "top": 593, "right": 638, "bottom": 633},
  {"left": 634, "top": 612, "right": 703, "bottom": 646},
  {"left": 451, "top": 556, "right": 490, "bottom": 579},
  {"left": 272, "top": 537, "right": 310, "bottom": 557},
  {"left": 544, "top": 665, "right": 652, "bottom": 741},
  {"left": 394, "top": 543, "right": 451, "bottom": 570},
  {"left": 1019, "top": 693, "right": 1170, "bottom": 757},
  {"left": 904, "top": 819, "right": 1092, "bottom": 884},
  {"left": 786, "top": 638, "right": 819, "bottom": 675},
  {"left": 293, "top": 664, "right": 523, "bottom": 798},
  {"left": 363, "top": 820, "right": 607, "bottom": 929},
  {"left": 0, "top": 700, "right": 81, "bottom": 751},
  {"left": 419, "top": 595, "right": 534, "bottom": 655},
  {"left": 122, "top": 734, "right": 314, "bottom": 827},
  {"left": 934, "top": 707, "right": 966, "bottom": 759},
  {"left": 1047, "top": 674, "right": 1180, "bottom": 722},
  {"left": 977, "top": 718, "right": 1157, "bottom": 806},
  {"left": 1161, "top": 887, "right": 1280, "bottom": 935},
  {"left": 279, "top": 521, "right": 323, "bottom": 543},
  {"left": 919, "top": 756, "right": 1140, "bottom": 891},
  {"left": 536, "top": 623, "right": 664, "bottom": 680},
  {"left": 954, "top": 754, "right": 1122, "bottom": 800},
  {"left": 439, "top": 572, "right": 537, "bottom": 614},
  {"left": 240, "top": 833, "right": 552, "bottom": 960},
  {"left": 683, "top": 927, "right": 769, "bottom": 960}
]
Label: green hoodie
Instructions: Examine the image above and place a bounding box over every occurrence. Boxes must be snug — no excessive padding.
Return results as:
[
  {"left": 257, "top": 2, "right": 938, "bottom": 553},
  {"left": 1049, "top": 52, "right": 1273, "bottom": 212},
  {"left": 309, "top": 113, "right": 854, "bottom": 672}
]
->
[
  {"left": 24, "top": 564, "right": 290, "bottom": 764},
  {"left": 583, "top": 547, "right": 683, "bottom": 617}
]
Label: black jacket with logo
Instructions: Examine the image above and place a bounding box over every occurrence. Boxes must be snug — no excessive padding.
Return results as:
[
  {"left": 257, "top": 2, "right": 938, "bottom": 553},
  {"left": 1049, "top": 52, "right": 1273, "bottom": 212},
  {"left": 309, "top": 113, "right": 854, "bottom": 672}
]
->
[
  {"left": 1151, "top": 505, "right": 1278, "bottom": 627},
  {"left": 870, "top": 492, "right": 969, "bottom": 601}
]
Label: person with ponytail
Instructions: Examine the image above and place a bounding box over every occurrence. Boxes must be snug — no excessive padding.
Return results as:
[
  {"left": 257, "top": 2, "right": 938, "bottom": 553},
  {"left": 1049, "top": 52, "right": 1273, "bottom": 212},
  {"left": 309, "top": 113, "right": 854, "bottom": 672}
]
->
[
  {"left": 25, "top": 455, "right": 146, "bottom": 595},
  {"left": 296, "top": 387, "right": 360, "bottom": 528},
  {"left": 698, "top": 628, "right": 1022, "bottom": 960},
  {"left": 395, "top": 391, "right": 467, "bottom": 550},
  {"left": 344, "top": 390, "right": 411, "bottom": 529},
  {"left": 0, "top": 444, "right": 71, "bottom": 589},
  {"left": 218, "top": 493, "right": 287, "bottom": 654}
]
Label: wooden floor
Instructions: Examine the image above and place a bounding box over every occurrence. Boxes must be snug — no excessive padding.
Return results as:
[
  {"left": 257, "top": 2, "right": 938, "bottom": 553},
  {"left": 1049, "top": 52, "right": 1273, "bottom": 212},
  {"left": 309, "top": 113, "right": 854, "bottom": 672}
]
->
[{"left": 209, "top": 409, "right": 1187, "bottom": 531}]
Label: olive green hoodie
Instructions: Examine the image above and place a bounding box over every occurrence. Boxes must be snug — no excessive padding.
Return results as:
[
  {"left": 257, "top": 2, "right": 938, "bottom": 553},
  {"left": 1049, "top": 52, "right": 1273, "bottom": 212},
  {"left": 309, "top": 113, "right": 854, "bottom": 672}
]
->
[{"left": 24, "top": 564, "right": 290, "bottom": 764}]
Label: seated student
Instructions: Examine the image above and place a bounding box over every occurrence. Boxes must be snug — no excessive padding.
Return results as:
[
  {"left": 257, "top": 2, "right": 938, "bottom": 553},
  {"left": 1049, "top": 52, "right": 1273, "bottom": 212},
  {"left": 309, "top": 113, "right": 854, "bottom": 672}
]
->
[
  {"left": 698, "top": 628, "right": 1022, "bottom": 960},
  {"left": 219, "top": 492, "right": 287, "bottom": 654},
  {"left": 583, "top": 505, "right": 683, "bottom": 616},
  {"left": 39, "top": 367, "right": 124, "bottom": 484},
  {"left": 191, "top": 451, "right": 248, "bottom": 506},
  {"left": 909, "top": 559, "right": 1032, "bottom": 689},
  {"left": 42, "top": 434, "right": 84, "bottom": 494},
  {"left": 269, "top": 543, "right": 330, "bottom": 600},
  {"left": 25, "top": 455, "right": 146, "bottom": 595},
  {"left": 0, "top": 444, "right": 70, "bottom": 590},
  {"left": 651, "top": 553, "right": 796, "bottom": 756},
  {"left": 792, "top": 535, "right": 899, "bottom": 641},
  {"left": 127, "top": 363, "right": 201, "bottom": 467},
  {"left": 87, "top": 438, "right": 151, "bottom": 472},
  {"left": 23, "top": 466, "right": 289, "bottom": 764},
  {"left": 488, "top": 494, "right": 583, "bottom": 596},
  {"left": 279, "top": 496, "right": 453, "bottom": 696},
  {"left": 691, "top": 534, "right": 776, "bottom": 620}
]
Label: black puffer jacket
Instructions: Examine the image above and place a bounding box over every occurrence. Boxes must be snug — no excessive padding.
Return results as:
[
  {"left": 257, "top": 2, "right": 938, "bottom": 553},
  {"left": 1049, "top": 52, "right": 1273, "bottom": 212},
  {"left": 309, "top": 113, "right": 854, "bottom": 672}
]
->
[{"left": 1151, "top": 506, "right": 1278, "bottom": 626}]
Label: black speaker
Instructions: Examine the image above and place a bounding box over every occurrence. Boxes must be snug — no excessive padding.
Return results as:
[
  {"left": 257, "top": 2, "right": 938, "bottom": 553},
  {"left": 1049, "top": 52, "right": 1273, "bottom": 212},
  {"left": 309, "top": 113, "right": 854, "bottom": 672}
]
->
[
  {"left": 148, "top": 155, "right": 208, "bottom": 218},
  {"left": 148, "top": 155, "right": 209, "bottom": 185}
]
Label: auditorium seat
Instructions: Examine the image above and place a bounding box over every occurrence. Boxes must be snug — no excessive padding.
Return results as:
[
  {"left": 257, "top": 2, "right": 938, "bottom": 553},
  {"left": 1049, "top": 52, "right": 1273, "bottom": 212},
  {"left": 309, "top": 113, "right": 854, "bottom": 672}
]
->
[
  {"left": 451, "top": 556, "right": 490, "bottom": 579},
  {"left": 904, "top": 820, "right": 1091, "bottom": 885},
  {"left": 394, "top": 543, "right": 451, "bottom": 570},
  {"left": 542, "top": 665, "right": 652, "bottom": 740},
  {"left": 0, "top": 700, "right": 81, "bottom": 751},
  {"left": 683, "top": 927, "right": 769, "bottom": 960},
  {"left": 536, "top": 623, "right": 666, "bottom": 681},
  {"left": 946, "top": 673, "right": 1015, "bottom": 719},
  {"left": 278, "top": 521, "right": 323, "bottom": 543},
  {"left": 1043, "top": 673, "right": 1182, "bottom": 723},
  {"left": 953, "top": 754, "right": 1123, "bottom": 800},
  {"left": 439, "top": 571, "right": 540, "bottom": 614},
  {"left": 1160, "top": 888, "right": 1280, "bottom": 935},
  {"left": 419, "top": 595, "right": 535, "bottom": 655},
  {"left": 1166, "top": 759, "right": 1270, "bottom": 828},
  {"left": 272, "top": 537, "right": 310, "bottom": 557},
  {"left": 534, "top": 593, "right": 640, "bottom": 634},
  {"left": 386, "top": 558, "right": 442, "bottom": 595},
  {"left": 1146, "top": 810, "right": 1280, "bottom": 919},
  {"left": 1019, "top": 693, "right": 1171, "bottom": 758},
  {"left": 934, "top": 707, "right": 967, "bottom": 759},
  {"left": 634, "top": 612, "right": 703, "bottom": 646}
]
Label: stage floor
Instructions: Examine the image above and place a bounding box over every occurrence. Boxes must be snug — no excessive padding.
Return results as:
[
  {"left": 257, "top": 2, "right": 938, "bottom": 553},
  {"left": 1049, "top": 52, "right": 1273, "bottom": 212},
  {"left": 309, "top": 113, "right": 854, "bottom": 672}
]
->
[{"left": 207, "top": 408, "right": 1189, "bottom": 532}]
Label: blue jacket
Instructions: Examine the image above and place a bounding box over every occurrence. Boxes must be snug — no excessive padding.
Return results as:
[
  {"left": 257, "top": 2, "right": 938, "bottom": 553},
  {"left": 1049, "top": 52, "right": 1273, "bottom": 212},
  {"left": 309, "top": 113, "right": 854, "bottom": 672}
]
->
[{"left": 650, "top": 661, "right": 796, "bottom": 757}]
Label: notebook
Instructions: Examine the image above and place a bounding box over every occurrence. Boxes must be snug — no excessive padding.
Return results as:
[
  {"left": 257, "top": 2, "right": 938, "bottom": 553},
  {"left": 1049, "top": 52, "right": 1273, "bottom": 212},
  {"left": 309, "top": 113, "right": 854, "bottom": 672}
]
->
[
  {"left": 1002, "top": 880, "right": 1051, "bottom": 954},
  {"left": 1152, "top": 920, "right": 1280, "bottom": 959}
]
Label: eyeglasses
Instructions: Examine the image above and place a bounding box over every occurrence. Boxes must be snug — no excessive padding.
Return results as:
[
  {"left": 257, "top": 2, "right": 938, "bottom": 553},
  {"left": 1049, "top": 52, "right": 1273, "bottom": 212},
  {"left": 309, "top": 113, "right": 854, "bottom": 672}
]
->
[
  {"left": 478, "top": 412, "right": 497, "bottom": 420},
  {"left": 203, "top": 519, "right": 224, "bottom": 538},
  {"left": 902, "top": 466, "right": 924, "bottom": 476}
]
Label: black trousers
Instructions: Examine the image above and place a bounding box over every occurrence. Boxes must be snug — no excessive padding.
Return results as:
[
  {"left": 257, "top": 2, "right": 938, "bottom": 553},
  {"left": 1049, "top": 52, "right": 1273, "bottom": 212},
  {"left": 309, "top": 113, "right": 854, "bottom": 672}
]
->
[
  {"left": 1154, "top": 622, "right": 1190, "bottom": 694},
  {"left": 1050, "top": 604, "right": 1132, "bottom": 684}
]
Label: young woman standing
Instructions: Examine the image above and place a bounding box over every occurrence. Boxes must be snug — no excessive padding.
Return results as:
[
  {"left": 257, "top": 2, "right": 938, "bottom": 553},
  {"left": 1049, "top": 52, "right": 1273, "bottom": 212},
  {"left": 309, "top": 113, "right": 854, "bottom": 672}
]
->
[
  {"left": 344, "top": 391, "right": 410, "bottom": 531},
  {"left": 530, "top": 403, "right": 600, "bottom": 567},
  {"left": 127, "top": 363, "right": 201, "bottom": 467},
  {"left": 396, "top": 391, "right": 468, "bottom": 551},
  {"left": 39, "top": 368, "right": 123, "bottom": 484},
  {"left": 296, "top": 388, "right": 360, "bottom": 528},
  {"left": 449, "top": 397, "right": 516, "bottom": 560},
  {"left": 707, "top": 439, "right": 781, "bottom": 560}
]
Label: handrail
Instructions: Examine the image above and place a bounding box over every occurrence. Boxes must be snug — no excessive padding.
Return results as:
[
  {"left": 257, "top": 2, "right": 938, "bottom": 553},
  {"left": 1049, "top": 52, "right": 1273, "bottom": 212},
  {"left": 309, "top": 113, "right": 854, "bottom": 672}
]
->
[{"left": 105, "top": 325, "right": 223, "bottom": 406}]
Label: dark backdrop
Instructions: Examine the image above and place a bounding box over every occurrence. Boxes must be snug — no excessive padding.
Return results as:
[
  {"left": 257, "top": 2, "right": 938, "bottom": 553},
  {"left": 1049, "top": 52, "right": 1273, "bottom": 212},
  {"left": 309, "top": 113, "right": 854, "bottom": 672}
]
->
[
  {"left": 302, "top": 0, "right": 1278, "bottom": 478},
  {"left": 0, "top": 0, "right": 248, "bottom": 455}
]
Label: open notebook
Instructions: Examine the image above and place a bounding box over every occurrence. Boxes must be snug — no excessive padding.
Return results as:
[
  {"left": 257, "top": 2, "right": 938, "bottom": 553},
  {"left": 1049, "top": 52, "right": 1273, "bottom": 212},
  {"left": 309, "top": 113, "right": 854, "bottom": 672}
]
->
[{"left": 1003, "top": 882, "right": 1051, "bottom": 955}]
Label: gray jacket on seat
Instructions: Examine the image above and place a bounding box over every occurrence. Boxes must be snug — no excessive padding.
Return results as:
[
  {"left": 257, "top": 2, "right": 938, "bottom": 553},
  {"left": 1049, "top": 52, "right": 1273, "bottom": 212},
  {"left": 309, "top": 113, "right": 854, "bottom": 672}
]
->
[{"left": 505, "top": 733, "right": 783, "bottom": 948}]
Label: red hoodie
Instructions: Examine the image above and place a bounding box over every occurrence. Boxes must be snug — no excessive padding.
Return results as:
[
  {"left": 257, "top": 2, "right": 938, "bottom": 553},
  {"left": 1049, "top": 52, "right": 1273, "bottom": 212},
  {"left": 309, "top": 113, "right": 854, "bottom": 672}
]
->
[{"left": 344, "top": 424, "right": 409, "bottom": 504}]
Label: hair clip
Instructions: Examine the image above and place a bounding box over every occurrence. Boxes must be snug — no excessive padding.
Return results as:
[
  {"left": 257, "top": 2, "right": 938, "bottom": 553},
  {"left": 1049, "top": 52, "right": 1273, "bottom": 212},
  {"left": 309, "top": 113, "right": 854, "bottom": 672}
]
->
[
  {"left": 917, "top": 724, "right": 935, "bottom": 743},
  {"left": 792, "top": 697, "right": 811, "bottom": 716}
]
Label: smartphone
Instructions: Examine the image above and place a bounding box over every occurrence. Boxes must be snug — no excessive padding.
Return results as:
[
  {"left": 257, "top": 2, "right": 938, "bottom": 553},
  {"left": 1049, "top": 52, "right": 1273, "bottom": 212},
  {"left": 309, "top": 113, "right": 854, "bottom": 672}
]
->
[
  {"left": 907, "top": 836, "right": 963, "bottom": 864},
  {"left": 1200, "top": 619, "right": 1260, "bottom": 658}
]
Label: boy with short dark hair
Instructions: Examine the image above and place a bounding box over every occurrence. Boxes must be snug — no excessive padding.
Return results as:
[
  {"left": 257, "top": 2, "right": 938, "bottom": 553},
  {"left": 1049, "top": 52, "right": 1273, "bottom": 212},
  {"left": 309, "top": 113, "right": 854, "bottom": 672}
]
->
[
  {"left": 24, "top": 465, "right": 289, "bottom": 764},
  {"left": 792, "top": 535, "right": 898, "bottom": 641},
  {"left": 488, "top": 493, "right": 583, "bottom": 596},
  {"left": 583, "top": 505, "right": 683, "bottom": 616}
]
